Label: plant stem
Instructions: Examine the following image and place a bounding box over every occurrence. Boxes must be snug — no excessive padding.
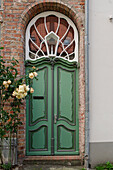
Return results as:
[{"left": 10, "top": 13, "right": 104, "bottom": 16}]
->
[
  {"left": 0, "top": 138, "right": 3, "bottom": 165},
  {"left": 0, "top": 90, "right": 3, "bottom": 165},
  {"left": 9, "top": 132, "right": 12, "bottom": 167}
]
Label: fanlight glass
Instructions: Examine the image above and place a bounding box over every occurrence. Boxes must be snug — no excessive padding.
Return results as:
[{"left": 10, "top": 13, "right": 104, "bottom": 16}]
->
[{"left": 26, "top": 11, "right": 78, "bottom": 62}]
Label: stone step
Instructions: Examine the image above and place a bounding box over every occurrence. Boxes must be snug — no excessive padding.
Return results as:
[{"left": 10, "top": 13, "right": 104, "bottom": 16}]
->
[
  {"left": 19, "top": 164, "right": 84, "bottom": 170},
  {"left": 23, "top": 156, "right": 83, "bottom": 166},
  {"left": 23, "top": 160, "right": 82, "bottom": 166}
]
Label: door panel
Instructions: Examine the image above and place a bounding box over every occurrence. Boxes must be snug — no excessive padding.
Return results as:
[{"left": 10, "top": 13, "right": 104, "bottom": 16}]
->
[
  {"left": 54, "top": 64, "right": 79, "bottom": 155},
  {"left": 32, "top": 67, "right": 48, "bottom": 124},
  {"left": 26, "top": 64, "right": 52, "bottom": 155},
  {"left": 26, "top": 61, "right": 79, "bottom": 155},
  {"left": 57, "top": 125, "right": 76, "bottom": 150},
  {"left": 56, "top": 66, "right": 76, "bottom": 124},
  {"left": 29, "top": 125, "right": 48, "bottom": 150}
]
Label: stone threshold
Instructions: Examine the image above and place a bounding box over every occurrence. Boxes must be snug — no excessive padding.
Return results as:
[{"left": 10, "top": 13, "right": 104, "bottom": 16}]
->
[
  {"left": 23, "top": 156, "right": 82, "bottom": 166},
  {"left": 24, "top": 156, "right": 81, "bottom": 161}
]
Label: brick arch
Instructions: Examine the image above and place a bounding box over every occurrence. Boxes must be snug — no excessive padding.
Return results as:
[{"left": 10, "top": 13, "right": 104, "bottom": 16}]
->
[{"left": 19, "top": 1, "right": 84, "bottom": 34}]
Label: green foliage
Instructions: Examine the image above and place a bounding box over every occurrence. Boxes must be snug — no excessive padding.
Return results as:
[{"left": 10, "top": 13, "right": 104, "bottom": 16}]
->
[
  {"left": 0, "top": 57, "right": 38, "bottom": 138},
  {"left": 105, "top": 161, "right": 113, "bottom": 169},
  {"left": 1, "top": 162, "right": 11, "bottom": 170},
  {"left": 96, "top": 161, "right": 113, "bottom": 170},
  {"left": 96, "top": 165, "right": 105, "bottom": 170},
  {"left": 0, "top": 49, "right": 38, "bottom": 168}
]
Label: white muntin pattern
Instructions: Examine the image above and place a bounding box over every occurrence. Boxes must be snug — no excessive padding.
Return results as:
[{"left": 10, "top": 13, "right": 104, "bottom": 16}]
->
[{"left": 26, "top": 11, "right": 78, "bottom": 62}]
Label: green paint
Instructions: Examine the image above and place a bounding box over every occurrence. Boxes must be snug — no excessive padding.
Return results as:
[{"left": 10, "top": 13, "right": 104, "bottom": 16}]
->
[
  {"left": 32, "top": 68, "right": 47, "bottom": 123},
  {"left": 26, "top": 64, "right": 52, "bottom": 155},
  {"left": 33, "top": 100, "right": 45, "bottom": 122},
  {"left": 59, "top": 126, "right": 73, "bottom": 149},
  {"left": 58, "top": 67, "right": 75, "bottom": 122},
  {"left": 54, "top": 64, "right": 79, "bottom": 155},
  {"left": 26, "top": 59, "right": 79, "bottom": 156},
  {"left": 31, "top": 126, "right": 47, "bottom": 149}
]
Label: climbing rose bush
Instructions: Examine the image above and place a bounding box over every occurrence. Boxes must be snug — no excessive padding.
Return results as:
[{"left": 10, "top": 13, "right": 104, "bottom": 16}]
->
[
  {"left": 0, "top": 52, "right": 38, "bottom": 166},
  {"left": 12, "top": 84, "right": 30, "bottom": 99}
]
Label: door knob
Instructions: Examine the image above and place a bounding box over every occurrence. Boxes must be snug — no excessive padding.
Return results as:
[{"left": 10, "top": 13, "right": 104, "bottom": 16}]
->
[{"left": 54, "top": 115, "right": 57, "bottom": 124}]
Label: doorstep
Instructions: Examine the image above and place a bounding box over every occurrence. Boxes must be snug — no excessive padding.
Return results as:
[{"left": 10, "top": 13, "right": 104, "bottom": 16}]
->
[
  {"left": 23, "top": 156, "right": 82, "bottom": 166},
  {"left": 19, "top": 164, "right": 84, "bottom": 170},
  {"left": 24, "top": 156, "right": 81, "bottom": 161}
]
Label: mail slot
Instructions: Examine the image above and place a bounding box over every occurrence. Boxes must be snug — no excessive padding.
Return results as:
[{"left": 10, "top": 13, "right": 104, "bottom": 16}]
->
[{"left": 33, "top": 96, "right": 44, "bottom": 99}]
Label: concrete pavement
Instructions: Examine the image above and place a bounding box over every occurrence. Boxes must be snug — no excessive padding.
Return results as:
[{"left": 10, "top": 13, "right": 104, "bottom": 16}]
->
[{"left": 19, "top": 164, "right": 84, "bottom": 170}]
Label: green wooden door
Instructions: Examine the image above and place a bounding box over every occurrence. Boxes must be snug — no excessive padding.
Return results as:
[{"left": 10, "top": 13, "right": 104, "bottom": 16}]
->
[
  {"left": 54, "top": 64, "right": 79, "bottom": 155},
  {"left": 26, "top": 60, "right": 79, "bottom": 156},
  {"left": 26, "top": 64, "right": 52, "bottom": 155}
]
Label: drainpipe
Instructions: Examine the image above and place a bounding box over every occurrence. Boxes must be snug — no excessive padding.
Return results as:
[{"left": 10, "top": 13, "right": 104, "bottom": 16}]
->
[{"left": 85, "top": 0, "right": 90, "bottom": 169}]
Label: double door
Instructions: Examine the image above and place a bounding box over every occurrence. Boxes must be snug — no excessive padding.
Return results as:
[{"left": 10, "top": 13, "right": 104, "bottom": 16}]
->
[{"left": 26, "top": 61, "right": 79, "bottom": 155}]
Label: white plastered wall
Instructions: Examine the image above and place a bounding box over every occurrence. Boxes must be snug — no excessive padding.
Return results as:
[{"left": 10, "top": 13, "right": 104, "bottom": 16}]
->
[{"left": 89, "top": 0, "right": 113, "bottom": 142}]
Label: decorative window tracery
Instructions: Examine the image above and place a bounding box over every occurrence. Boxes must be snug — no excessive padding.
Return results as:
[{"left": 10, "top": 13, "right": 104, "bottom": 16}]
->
[{"left": 26, "top": 11, "right": 78, "bottom": 62}]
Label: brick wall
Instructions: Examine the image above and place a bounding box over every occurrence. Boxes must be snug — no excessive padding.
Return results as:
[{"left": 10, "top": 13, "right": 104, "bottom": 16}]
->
[{"left": 0, "top": 0, "right": 85, "bottom": 163}]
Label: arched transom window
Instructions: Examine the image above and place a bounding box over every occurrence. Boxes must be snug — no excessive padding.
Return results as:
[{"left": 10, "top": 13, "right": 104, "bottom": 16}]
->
[{"left": 26, "top": 11, "right": 78, "bottom": 62}]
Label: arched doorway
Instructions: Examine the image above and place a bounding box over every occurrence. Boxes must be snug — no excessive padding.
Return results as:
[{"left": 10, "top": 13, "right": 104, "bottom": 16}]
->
[{"left": 25, "top": 11, "right": 79, "bottom": 156}]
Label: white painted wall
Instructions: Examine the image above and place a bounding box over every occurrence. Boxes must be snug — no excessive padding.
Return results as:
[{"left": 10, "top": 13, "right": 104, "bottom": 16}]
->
[{"left": 89, "top": 0, "right": 113, "bottom": 142}]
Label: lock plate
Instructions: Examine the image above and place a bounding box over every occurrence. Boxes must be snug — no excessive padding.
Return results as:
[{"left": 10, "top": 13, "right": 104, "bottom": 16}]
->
[{"left": 54, "top": 115, "right": 57, "bottom": 124}]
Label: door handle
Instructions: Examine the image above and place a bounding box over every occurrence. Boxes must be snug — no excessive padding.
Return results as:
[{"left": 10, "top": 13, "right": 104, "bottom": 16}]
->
[{"left": 54, "top": 115, "right": 57, "bottom": 124}]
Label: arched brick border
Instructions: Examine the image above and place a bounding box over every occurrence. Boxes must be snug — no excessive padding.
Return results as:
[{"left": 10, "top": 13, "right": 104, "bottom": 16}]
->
[
  {"left": 17, "top": 0, "right": 85, "bottom": 163},
  {"left": 19, "top": 1, "right": 84, "bottom": 33}
]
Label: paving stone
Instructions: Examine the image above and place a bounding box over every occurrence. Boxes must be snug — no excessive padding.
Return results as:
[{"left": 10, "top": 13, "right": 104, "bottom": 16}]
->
[{"left": 19, "top": 165, "right": 83, "bottom": 170}]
